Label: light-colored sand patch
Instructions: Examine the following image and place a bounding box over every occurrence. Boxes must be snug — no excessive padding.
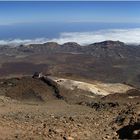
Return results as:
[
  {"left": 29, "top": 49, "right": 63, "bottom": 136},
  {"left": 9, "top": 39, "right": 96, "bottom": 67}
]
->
[
  {"left": 15, "top": 55, "right": 28, "bottom": 58},
  {"left": 95, "top": 83, "right": 133, "bottom": 94},
  {"left": 47, "top": 76, "right": 134, "bottom": 96},
  {"left": 113, "top": 65, "right": 126, "bottom": 68}
]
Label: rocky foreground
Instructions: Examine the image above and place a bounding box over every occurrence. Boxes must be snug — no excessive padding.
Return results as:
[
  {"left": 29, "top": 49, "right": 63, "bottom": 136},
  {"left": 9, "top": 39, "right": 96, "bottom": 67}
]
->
[{"left": 0, "top": 76, "right": 140, "bottom": 140}]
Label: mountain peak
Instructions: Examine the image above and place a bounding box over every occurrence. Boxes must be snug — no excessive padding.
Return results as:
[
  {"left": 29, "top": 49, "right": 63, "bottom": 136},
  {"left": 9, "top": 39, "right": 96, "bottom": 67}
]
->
[
  {"left": 92, "top": 40, "right": 125, "bottom": 48},
  {"left": 62, "top": 42, "right": 81, "bottom": 47},
  {"left": 43, "top": 42, "right": 60, "bottom": 47}
]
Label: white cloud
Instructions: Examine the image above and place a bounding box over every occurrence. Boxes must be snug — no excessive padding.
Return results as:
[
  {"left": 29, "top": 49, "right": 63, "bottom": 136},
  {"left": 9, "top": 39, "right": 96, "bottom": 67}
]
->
[
  {"left": 49, "top": 28, "right": 140, "bottom": 45},
  {"left": 0, "top": 38, "right": 49, "bottom": 46},
  {"left": 1, "top": 28, "right": 140, "bottom": 46}
]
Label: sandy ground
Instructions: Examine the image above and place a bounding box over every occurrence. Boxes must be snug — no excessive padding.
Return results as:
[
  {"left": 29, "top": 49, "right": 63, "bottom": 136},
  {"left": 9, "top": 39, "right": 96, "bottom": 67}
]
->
[{"left": 48, "top": 76, "right": 134, "bottom": 96}]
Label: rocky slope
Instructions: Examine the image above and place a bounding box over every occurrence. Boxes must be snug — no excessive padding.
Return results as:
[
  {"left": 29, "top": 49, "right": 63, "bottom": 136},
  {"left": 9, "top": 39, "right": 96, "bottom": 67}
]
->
[{"left": 0, "top": 75, "right": 139, "bottom": 140}]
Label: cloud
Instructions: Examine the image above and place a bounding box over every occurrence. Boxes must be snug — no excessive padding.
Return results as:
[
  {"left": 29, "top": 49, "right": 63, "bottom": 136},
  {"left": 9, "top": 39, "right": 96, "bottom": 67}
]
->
[
  {"left": 0, "top": 38, "right": 49, "bottom": 46},
  {"left": 49, "top": 28, "right": 140, "bottom": 45},
  {"left": 1, "top": 28, "right": 140, "bottom": 46}
]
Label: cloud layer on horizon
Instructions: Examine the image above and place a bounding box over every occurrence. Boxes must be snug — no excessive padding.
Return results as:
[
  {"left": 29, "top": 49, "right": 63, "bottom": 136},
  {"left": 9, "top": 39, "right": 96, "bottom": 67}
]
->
[{"left": 0, "top": 28, "right": 140, "bottom": 46}]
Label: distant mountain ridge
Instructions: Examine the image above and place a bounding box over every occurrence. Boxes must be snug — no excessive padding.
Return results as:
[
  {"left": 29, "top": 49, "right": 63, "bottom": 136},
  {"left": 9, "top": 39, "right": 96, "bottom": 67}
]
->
[
  {"left": 0, "top": 40, "right": 140, "bottom": 59},
  {"left": 20, "top": 40, "right": 140, "bottom": 59}
]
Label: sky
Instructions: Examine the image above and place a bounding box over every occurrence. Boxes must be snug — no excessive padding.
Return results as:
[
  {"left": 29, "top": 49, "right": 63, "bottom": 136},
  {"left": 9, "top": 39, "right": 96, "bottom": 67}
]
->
[
  {"left": 0, "top": 1, "right": 140, "bottom": 24},
  {"left": 0, "top": 1, "right": 140, "bottom": 45}
]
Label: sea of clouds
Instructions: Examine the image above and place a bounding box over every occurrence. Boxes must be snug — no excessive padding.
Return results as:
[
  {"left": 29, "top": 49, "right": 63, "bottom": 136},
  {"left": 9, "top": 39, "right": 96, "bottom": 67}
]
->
[{"left": 0, "top": 28, "right": 140, "bottom": 46}]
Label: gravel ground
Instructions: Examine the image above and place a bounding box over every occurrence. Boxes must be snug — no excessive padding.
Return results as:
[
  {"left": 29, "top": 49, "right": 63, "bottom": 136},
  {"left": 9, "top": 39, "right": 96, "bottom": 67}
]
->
[{"left": 0, "top": 77, "right": 139, "bottom": 140}]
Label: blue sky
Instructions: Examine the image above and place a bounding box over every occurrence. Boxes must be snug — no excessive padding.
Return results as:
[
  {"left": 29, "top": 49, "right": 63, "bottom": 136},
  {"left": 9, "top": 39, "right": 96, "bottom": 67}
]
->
[
  {"left": 0, "top": 1, "right": 140, "bottom": 45},
  {"left": 0, "top": 1, "right": 140, "bottom": 24}
]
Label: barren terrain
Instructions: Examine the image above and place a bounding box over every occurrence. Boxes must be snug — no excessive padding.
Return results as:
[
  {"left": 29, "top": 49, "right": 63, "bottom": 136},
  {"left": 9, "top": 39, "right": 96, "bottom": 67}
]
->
[
  {"left": 0, "top": 76, "right": 139, "bottom": 140},
  {"left": 0, "top": 41, "right": 140, "bottom": 139}
]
